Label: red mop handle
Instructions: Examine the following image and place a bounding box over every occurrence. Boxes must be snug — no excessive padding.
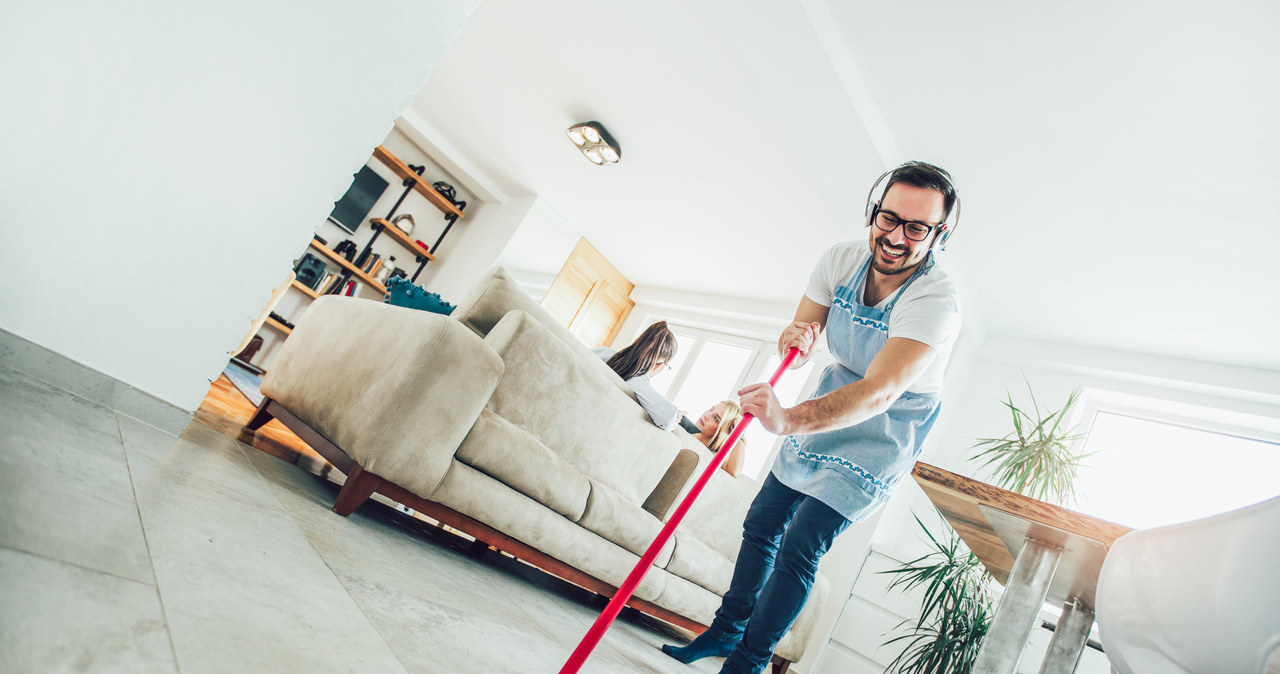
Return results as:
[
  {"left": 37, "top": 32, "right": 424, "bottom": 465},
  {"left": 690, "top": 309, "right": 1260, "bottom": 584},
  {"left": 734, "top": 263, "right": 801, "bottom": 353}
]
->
[{"left": 559, "top": 347, "right": 801, "bottom": 673}]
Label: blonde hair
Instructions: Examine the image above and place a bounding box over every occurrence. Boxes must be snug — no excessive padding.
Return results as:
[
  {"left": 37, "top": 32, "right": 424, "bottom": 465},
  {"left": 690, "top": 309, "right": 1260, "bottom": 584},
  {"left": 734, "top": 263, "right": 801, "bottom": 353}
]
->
[{"left": 706, "top": 400, "right": 745, "bottom": 453}]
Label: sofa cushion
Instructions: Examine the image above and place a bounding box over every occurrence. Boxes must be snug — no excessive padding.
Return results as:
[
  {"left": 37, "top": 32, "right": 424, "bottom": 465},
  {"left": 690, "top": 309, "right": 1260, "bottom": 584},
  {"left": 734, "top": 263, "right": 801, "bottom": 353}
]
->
[
  {"left": 483, "top": 310, "right": 681, "bottom": 507},
  {"left": 456, "top": 408, "right": 591, "bottom": 522},
  {"left": 262, "top": 297, "right": 501, "bottom": 498},
  {"left": 674, "top": 471, "right": 761, "bottom": 563},
  {"left": 578, "top": 479, "right": 674, "bottom": 567},
  {"left": 429, "top": 459, "right": 668, "bottom": 602},
  {"left": 648, "top": 567, "right": 723, "bottom": 626},
  {"left": 452, "top": 267, "right": 615, "bottom": 379},
  {"left": 667, "top": 532, "right": 733, "bottom": 596}
]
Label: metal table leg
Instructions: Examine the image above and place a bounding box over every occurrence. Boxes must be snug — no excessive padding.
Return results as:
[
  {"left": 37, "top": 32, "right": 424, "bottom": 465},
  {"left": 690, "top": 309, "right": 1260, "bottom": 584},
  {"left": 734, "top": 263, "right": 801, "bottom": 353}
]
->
[
  {"left": 974, "top": 537, "right": 1063, "bottom": 674},
  {"left": 1038, "top": 599, "right": 1094, "bottom": 674}
]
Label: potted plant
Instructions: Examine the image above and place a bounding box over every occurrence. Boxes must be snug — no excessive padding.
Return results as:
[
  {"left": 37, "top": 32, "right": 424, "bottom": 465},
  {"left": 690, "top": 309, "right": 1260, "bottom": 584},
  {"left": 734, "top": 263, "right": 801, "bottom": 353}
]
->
[
  {"left": 882, "top": 515, "right": 994, "bottom": 674},
  {"left": 880, "top": 380, "right": 1089, "bottom": 673}
]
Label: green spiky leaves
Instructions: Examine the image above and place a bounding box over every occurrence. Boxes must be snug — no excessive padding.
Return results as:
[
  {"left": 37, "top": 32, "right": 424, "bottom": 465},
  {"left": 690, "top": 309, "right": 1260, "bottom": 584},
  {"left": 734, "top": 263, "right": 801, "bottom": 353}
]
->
[{"left": 970, "top": 381, "right": 1091, "bottom": 506}]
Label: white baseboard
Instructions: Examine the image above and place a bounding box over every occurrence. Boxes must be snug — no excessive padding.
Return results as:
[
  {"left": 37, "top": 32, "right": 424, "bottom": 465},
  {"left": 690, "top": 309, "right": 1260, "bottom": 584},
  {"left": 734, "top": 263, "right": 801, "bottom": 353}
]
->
[{"left": 0, "top": 328, "right": 193, "bottom": 435}]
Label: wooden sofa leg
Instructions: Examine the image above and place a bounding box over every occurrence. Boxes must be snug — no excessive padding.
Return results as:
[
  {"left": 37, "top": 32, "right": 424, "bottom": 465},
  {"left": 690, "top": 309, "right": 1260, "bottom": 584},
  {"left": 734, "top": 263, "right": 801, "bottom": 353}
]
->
[
  {"left": 333, "top": 464, "right": 382, "bottom": 516},
  {"left": 771, "top": 655, "right": 791, "bottom": 674},
  {"left": 244, "top": 397, "right": 277, "bottom": 432}
]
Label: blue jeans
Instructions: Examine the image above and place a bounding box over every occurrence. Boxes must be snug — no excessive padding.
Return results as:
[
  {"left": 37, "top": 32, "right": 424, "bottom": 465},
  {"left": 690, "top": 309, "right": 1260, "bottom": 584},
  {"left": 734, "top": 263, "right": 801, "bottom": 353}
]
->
[{"left": 713, "top": 474, "right": 851, "bottom": 673}]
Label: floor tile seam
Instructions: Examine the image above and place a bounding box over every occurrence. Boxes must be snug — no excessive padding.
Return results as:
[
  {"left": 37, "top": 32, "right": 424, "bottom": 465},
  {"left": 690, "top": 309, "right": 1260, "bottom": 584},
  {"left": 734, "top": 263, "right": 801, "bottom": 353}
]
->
[
  {"left": 0, "top": 540, "right": 158, "bottom": 589},
  {"left": 232, "top": 438, "right": 414, "bottom": 674},
  {"left": 114, "top": 408, "right": 185, "bottom": 437},
  {"left": 612, "top": 649, "right": 658, "bottom": 673},
  {"left": 115, "top": 412, "right": 185, "bottom": 673},
  {"left": 0, "top": 362, "right": 119, "bottom": 415}
]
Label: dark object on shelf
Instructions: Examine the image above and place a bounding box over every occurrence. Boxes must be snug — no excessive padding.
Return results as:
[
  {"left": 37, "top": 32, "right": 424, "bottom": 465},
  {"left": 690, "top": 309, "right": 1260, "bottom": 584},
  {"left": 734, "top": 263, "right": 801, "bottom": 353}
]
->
[
  {"left": 383, "top": 276, "right": 455, "bottom": 316},
  {"left": 333, "top": 239, "right": 358, "bottom": 261},
  {"left": 388, "top": 269, "right": 407, "bottom": 281},
  {"left": 418, "top": 181, "right": 468, "bottom": 278},
  {"left": 269, "top": 312, "right": 295, "bottom": 329},
  {"left": 293, "top": 253, "right": 327, "bottom": 289},
  {"left": 313, "top": 234, "right": 328, "bottom": 246},
  {"left": 328, "top": 165, "right": 388, "bottom": 234},
  {"left": 358, "top": 162, "right": 431, "bottom": 282},
  {"left": 432, "top": 181, "right": 467, "bottom": 210},
  {"left": 234, "top": 336, "right": 264, "bottom": 363}
]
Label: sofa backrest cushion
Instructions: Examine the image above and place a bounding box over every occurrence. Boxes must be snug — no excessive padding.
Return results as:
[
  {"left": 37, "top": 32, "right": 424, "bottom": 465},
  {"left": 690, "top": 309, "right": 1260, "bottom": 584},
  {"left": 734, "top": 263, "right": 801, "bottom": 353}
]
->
[
  {"left": 484, "top": 310, "right": 681, "bottom": 506},
  {"left": 453, "top": 267, "right": 614, "bottom": 371}
]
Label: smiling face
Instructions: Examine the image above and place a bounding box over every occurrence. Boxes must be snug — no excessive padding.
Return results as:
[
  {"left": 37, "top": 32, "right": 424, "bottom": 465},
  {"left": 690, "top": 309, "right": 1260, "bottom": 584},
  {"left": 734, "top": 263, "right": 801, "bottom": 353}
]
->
[
  {"left": 868, "top": 182, "right": 948, "bottom": 277},
  {"left": 697, "top": 402, "right": 729, "bottom": 434}
]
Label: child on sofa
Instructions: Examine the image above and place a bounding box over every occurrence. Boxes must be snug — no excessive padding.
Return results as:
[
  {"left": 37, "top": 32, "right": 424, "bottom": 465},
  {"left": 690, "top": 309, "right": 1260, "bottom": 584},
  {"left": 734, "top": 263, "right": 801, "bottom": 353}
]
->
[{"left": 593, "top": 321, "right": 680, "bottom": 431}]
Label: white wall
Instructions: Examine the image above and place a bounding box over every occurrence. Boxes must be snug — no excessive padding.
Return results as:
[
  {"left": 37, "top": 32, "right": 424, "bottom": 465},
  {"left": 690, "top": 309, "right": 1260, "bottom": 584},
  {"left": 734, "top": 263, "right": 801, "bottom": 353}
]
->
[
  {"left": 617, "top": 287, "right": 797, "bottom": 347},
  {"left": 0, "top": 0, "right": 479, "bottom": 410}
]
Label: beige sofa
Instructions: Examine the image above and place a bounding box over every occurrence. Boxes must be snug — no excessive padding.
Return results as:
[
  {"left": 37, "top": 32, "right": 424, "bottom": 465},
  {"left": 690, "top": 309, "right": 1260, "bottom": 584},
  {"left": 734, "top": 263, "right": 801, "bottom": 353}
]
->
[{"left": 246, "top": 267, "right": 827, "bottom": 671}]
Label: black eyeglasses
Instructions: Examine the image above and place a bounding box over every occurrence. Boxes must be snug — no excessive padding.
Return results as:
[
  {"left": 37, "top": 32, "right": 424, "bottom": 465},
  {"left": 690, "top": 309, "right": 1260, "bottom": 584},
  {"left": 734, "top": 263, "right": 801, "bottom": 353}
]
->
[{"left": 873, "top": 208, "right": 940, "bottom": 242}]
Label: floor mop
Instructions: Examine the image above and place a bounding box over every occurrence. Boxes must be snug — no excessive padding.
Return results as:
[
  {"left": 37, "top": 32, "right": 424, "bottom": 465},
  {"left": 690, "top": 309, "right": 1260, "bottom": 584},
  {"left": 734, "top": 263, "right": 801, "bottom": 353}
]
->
[{"left": 560, "top": 347, "right": 801, "bottom": 673}]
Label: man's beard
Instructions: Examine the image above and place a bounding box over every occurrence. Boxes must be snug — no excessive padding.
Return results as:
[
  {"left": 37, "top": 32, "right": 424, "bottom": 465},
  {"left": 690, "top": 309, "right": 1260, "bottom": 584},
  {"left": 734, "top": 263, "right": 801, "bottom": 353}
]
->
[{"left": 871, "top": 236, "right": 923, "bottom": 276}]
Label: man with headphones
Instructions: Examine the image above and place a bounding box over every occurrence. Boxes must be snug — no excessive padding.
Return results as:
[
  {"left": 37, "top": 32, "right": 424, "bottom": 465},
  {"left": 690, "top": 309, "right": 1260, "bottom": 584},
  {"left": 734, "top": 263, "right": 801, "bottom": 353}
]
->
[{"left": 663, "top": 162, "right": 962, "bottom": 673}]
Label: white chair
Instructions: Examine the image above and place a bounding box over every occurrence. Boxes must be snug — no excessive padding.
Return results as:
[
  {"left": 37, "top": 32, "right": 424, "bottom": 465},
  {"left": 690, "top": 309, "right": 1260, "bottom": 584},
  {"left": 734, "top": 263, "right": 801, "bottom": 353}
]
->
[{"left": 1095, "top": 494, "right": 1280, "bottom": 673}]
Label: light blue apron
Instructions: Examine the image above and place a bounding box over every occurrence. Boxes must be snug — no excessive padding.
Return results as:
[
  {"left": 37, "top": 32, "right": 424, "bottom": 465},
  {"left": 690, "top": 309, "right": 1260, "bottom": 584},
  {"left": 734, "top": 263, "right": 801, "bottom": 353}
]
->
[{"left": 772, "top": 252, "right": 943, "bottom": 523}]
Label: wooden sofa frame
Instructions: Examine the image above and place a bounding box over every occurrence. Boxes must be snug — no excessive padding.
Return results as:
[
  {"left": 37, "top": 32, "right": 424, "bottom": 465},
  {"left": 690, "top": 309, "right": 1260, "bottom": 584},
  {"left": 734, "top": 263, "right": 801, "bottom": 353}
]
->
[{"left": 245, "top": 396, "right": 792, "bottom": 674}]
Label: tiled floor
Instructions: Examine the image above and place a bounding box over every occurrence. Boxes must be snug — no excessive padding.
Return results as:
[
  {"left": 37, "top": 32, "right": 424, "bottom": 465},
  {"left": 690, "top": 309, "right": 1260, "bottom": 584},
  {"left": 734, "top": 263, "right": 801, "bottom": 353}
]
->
[{"left": 0, "top": 365, "right": 721, "bottom": 673}]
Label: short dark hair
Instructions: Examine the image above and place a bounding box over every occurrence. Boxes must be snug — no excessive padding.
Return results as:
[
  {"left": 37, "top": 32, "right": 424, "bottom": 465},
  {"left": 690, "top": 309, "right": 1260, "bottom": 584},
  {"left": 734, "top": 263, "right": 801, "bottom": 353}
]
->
[{"left": 882, "top": 161, "right": 958, "bottom": 224}]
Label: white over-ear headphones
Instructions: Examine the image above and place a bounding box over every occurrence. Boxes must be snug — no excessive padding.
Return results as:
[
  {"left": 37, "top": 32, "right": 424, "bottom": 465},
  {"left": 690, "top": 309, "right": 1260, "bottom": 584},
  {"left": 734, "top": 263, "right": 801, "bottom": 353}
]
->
[{"left": 863, "top": 161, "right": 962, "bottom": 251}]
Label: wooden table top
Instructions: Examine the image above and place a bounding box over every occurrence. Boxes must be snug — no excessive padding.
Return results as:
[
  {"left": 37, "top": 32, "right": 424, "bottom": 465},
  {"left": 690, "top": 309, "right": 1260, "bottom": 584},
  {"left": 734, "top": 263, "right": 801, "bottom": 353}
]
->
[{"left": 912, "top": 462, "right": 1134, "bottom": 609}]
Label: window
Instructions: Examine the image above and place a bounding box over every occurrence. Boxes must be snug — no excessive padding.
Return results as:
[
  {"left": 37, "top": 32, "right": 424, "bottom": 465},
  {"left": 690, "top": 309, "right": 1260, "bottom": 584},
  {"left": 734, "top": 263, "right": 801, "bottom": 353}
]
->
[{"left": 1070, "top": 392, "right": 1280, "bottom": 530}]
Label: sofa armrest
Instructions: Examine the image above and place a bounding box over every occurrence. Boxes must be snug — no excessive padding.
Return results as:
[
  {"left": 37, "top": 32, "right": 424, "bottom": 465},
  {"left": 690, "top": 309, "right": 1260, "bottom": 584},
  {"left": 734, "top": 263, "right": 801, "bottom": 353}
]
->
[{"left": 261, "top": 296, "right": 503, "bottom": 497}]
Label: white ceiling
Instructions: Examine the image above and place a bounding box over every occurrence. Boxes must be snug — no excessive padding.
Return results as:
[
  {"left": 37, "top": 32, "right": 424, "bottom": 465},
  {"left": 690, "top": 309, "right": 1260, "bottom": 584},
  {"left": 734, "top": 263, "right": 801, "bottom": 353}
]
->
[{"left": 411, "top": 0, "right": 1280, "bottom": 371}]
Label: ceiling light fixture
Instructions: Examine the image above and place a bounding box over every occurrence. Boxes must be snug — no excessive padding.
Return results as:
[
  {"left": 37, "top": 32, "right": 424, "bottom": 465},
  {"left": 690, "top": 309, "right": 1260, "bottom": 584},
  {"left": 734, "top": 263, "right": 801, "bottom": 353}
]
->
[{"left": 566, "top": 121, "right": 621, "bottom": 165}]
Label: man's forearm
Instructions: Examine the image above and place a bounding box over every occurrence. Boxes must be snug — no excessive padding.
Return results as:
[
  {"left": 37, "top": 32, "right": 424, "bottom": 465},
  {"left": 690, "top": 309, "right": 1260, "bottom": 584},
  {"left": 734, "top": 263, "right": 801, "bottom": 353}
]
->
[{"left": 782, "top": 379, "right": 897, "bottom": 436}]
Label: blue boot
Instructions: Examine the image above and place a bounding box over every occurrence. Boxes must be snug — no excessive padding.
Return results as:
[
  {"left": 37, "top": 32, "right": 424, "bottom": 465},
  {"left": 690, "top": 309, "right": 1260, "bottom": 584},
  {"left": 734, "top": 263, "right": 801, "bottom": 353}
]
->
[{"left": 661, "top": 631, "right": 739, "bottom": 664}]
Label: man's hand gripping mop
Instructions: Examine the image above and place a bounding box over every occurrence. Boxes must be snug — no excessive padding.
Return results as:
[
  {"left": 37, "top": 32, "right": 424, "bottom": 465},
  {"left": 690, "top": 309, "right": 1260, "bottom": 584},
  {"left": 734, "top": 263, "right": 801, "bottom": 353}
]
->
[{"left": 560, "top": 348, "right": 801, "bottom": 673}]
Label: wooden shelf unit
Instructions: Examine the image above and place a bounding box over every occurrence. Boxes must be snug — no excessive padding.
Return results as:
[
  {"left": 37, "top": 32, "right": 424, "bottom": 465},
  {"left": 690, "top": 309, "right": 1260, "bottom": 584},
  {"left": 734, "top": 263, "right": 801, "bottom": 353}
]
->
[
  {"left": 372, "top": 145, "right": 465, "bottom": 220},
  {"left": 264, "top": 316, "right": 293, "bottom": 335},
  {"left": 369, "top": 218, "right": 436, "bottom": 261},
  {"left": 268, "top": 144, "right": 466, "bottom": 350},
  {"left": 308, "top": 239, "right": 386, "bottom": 294},
  {"left": 291, "top": 280, "right": 320, "bottom": 299}
]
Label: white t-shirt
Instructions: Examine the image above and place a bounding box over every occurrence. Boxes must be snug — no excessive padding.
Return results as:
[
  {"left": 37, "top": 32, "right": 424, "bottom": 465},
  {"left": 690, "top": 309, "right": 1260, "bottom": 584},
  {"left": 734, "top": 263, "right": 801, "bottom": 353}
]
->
[{"left": 803, "top": 240, "right": 961, "bottom": 394}]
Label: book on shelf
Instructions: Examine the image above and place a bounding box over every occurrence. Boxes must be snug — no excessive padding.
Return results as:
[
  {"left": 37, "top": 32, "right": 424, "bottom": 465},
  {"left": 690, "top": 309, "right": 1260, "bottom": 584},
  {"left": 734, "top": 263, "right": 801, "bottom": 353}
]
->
[
  {"left": 368, "top": 258, "right": 383, "bottom": 276},
  {"left": 314, "top": 271, "right": 334, "bottom": 293},
  {"left": 344, "top": 280, "right": 356, "bottom": 296},
  {"left": 361, "top": 252, "right": 380, "bottom": 273},
  {"left": 322, "top": 273, "right": 345, "bottom": 295}
]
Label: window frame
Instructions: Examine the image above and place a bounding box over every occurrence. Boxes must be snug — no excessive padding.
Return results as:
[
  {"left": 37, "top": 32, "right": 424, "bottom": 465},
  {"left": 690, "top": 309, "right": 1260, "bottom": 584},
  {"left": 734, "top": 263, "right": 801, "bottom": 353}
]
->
[{"left": 1071, "top": 388, "right": 1280, "bottom": 449}]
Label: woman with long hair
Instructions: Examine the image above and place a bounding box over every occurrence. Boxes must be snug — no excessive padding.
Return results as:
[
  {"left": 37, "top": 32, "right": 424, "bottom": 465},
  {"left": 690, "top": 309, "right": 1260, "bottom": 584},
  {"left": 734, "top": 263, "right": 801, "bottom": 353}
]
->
[
  {"left": 593, "top": 321, "right": 680, "bottom": 430},
  {"left": 691, "top": 400, "right": 746, "bottom": 477}
]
